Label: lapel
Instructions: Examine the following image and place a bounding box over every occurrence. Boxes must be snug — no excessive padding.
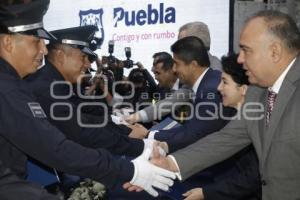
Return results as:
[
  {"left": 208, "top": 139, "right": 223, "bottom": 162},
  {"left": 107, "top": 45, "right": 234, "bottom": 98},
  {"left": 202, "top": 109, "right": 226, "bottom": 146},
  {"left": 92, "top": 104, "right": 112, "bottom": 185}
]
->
[
  {"left": 195, "top": 68, "right": 220, "bottom": 100},
  {"left": 262, "top": 56, "right": 300, "bottom": 163},
  {"left": 246, "top": 86, "right": 265, "bottom": 163},
  {"left": 259, "top": 90, "right": 268, "bottom": 144}
]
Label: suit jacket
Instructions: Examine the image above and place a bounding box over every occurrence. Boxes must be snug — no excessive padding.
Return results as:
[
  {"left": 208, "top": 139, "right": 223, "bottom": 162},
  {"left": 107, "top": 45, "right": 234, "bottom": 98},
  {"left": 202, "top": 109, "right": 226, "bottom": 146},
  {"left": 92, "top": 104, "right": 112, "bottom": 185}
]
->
[
  {"left": 26, "top": 61, "right": 144, "bottom": 157},
  {"left": 202, "top": 145, "right": 261, "bottom": 200},
  {"left": 172, "top": 55, "right": 300, "bottom": 200},
  {"left": 154, "top": 68, "right": 234, "bottom": 152},
  {"left": 166, "top": 145, "right": 260, "bottom": 200},
  {"left": 208, "top": 52, "right": 223, "bottom": 71}
]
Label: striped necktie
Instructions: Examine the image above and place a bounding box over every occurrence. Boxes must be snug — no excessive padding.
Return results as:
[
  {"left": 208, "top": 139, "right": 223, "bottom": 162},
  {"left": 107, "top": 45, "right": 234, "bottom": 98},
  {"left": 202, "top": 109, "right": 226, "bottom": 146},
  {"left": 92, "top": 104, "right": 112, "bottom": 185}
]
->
[{"left": 266, "top": 90, "right": 277, "bottom": 125}]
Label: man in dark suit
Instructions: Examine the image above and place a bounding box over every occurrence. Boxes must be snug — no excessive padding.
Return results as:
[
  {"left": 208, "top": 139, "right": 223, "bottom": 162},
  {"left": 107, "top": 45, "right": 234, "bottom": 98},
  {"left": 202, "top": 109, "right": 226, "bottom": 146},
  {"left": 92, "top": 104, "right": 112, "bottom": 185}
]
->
[
  {"left": 151, "top": 52, "right": 177, "bottom": 99},
  {"left": 148, "top": 10, "right": 300, "bottom": 200},
  {"left": 125, "top": 51, "right": 181, "bottom": 128},
  {"left": 124, "top": 21, "right": 223, "bottom": 125},
  {"left": 147, "top": 36, "right": 232, "bottom": 153}
]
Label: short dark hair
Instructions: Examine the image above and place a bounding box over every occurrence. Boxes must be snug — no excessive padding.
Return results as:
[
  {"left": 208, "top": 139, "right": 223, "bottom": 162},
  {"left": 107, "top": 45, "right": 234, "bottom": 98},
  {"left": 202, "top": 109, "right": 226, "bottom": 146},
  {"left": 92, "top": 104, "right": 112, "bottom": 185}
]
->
[
  {"left": 248, "top": 10, "right": 300, "bottom": 52},
  {"left": 221, "top": 53, "right": 249, "bottom": 85},
  {"left": 128, "top": 68, "right": 145, "bottom": 84},
  {"left": 152, "top": 51, "right": 174, "bottom": 71},
  {"left": 171, "top": 36, "right": 210, "bottom": 67}
]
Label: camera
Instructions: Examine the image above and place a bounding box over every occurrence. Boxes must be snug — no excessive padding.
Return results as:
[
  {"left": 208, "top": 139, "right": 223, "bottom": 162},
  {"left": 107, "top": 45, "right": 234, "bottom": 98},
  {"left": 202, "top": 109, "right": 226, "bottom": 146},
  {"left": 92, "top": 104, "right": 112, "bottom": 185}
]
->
[
  {"left": 123, "top": 47, "right": 134, "bottom": 69},
  {"left": 108, "top": 40, "right": 114, "bottom": 54},
  {"left": 101, "top": 42, "right": 137, "bottom": 80},
  {"left": 106, "top": 40, "right": 117, "bottom": 66},
  {"left": 125, "top": 47, "right": 131, "bottom": 58}
]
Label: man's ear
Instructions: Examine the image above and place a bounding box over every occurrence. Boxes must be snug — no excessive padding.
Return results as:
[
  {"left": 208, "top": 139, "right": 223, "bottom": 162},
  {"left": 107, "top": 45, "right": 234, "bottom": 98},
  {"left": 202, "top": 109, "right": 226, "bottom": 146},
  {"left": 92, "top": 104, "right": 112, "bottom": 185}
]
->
[
  {"left": 0, "top": 34, "right": 14, "bottom": 53},
  {"left": 55, "top": 49, "right": 66, "bottom": 66},
  {"left": 190, "top": 60, "right": 198, "bottom": 69},
  {"left": 270, "top": 41, "right": 283, "bottom": 63}
]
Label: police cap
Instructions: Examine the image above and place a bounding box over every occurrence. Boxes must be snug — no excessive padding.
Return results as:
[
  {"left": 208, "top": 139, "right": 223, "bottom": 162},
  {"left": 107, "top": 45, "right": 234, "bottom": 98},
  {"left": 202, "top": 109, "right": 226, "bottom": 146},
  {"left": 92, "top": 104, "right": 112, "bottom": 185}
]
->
[
  {"left": 0, "top": 0, "right": 55, "bottom": 40},
  {"left": 50, "top": 25, "right": 98, "bottom": 62}
]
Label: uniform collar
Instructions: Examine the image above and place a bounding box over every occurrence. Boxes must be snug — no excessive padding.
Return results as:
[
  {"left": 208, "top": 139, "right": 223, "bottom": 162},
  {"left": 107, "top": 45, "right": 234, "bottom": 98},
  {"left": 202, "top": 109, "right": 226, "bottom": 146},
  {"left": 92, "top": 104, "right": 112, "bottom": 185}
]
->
[
  {"left": 43, "top": 60, "right": 66, "bottom": 81},
  {"left": 0, "top": 57, "right": 21, "bottom": 79},
  {"left": 43, "top": 60, "right": 74, "bottom": 95}
]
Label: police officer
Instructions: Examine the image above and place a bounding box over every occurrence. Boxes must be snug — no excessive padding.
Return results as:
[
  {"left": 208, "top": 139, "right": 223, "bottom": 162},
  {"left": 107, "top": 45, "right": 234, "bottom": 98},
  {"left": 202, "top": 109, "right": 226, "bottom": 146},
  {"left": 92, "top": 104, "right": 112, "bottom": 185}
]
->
[
  {"left": 0, "top": 0, "right": 176, "bottom": 198},
  {"left": 26, "top": 25, "right": 151, "bottom": 157}
]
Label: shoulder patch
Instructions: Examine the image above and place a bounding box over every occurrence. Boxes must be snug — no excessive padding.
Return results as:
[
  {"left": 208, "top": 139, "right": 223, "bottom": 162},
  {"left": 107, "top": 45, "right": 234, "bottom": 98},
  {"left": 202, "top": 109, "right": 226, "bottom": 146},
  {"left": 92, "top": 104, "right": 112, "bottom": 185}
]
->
[{"left": 28, "top": 102, "right": 47, "bottom": 118}]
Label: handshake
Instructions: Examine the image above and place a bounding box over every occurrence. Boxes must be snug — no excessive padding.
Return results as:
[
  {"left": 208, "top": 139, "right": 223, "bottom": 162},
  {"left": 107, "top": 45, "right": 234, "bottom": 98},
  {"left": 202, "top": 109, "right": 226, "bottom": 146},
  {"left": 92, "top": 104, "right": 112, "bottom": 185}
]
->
[{"left": 124, "top": 139, "right": 180, "bottom": 197}]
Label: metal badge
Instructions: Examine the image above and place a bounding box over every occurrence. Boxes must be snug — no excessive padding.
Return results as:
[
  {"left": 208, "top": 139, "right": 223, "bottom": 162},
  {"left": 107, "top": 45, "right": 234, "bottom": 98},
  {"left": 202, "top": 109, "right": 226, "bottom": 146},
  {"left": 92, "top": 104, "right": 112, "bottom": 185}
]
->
[{"left": 28, "top": 102, "right": 47, "bottom": 118}]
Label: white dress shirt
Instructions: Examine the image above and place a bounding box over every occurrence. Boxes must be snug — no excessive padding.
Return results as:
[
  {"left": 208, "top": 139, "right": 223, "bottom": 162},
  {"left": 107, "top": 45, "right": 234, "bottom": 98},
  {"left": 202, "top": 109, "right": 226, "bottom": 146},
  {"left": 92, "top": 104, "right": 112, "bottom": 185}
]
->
[{"left": 269, "top": 58, "right": 296, "bottom": 93}]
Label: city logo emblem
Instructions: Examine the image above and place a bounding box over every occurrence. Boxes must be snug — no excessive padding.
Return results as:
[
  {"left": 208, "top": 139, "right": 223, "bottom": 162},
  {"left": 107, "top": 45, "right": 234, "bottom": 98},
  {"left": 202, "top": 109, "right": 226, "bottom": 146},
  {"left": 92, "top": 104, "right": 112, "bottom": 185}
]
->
[{"left": 79, "top": 9, "right": 104, "bottom": 48}]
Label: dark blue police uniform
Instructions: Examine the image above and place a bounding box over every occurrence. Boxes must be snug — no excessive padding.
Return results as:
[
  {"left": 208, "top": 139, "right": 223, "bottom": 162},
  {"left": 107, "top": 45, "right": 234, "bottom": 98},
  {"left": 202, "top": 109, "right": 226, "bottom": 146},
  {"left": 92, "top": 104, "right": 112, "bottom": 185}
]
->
[
  {"left": 0, "top": 1, "right": 137, "bottom": 199},
  {"left": 0, "top": 58, "right": 134, "bottom": 188},
  {"left": 26, "top": 60, "right": 144, "bottom": 156}
]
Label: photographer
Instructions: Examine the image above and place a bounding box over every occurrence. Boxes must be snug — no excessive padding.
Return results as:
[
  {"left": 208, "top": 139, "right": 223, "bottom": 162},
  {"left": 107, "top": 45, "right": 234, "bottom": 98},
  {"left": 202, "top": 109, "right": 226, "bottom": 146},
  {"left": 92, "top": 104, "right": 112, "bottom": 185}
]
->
[
  {"left": 125, "top": 62, "right": 158, "bottom": 111},
  {"left": 84, "top": 58, "right": 115, "bottom": 105}
]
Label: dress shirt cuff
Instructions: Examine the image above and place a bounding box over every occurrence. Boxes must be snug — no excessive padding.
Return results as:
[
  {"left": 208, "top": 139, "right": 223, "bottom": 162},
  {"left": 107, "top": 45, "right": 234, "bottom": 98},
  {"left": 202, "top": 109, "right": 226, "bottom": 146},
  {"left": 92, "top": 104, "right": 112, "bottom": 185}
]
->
[
  {"left": 147, "top": 130, "right": 158, "bottom": 139},
  {"left": 138, "top": 110, "right": 148, "bottom": 122},
  {"left": 167, "top": 155, "right": 182, "bottom": 181}
]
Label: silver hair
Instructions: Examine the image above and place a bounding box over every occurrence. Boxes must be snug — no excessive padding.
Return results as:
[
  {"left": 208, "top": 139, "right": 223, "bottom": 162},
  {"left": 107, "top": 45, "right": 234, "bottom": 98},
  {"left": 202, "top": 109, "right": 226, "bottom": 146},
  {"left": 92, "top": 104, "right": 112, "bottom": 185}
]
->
[{"left": 179, "top": 21, "right": 211, "bottom": 50}]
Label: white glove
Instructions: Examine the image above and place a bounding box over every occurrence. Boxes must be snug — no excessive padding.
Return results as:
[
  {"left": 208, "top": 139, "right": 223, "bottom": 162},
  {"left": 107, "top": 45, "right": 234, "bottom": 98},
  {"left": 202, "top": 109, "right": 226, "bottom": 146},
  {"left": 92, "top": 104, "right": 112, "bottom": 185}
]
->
[
  {"left": 142, "top": 139, "right": 166, "bottom": 158},
  {"left": 111, "top": 115, "right": 129, "bottom": 125},
  {"left": 130, "top": 149, "right": 176, "bottom": 197},
  {"left": 143, "top": 138, "right": 155, "bottom": 152}
]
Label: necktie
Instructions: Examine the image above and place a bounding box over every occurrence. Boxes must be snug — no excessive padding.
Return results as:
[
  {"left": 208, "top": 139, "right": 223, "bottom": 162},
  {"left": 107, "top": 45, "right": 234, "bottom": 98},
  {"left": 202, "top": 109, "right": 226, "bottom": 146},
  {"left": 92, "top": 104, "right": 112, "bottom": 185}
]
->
[{"left": 266, "top": 90, "right": 277, "bottom": 125}]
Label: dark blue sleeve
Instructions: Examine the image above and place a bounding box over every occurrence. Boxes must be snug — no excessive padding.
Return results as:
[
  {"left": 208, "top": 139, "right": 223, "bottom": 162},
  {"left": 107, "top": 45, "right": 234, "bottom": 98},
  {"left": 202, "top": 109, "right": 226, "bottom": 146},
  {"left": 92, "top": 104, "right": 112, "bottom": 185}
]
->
[
  {"left": 155, "top": 92, "right": 232, "bottom": 153},
  {"left": 34, "top": 86, "right": 144, "bottom": 157},
  {"left": 0, "top": 89, "right": 134, "bottom": 188}
]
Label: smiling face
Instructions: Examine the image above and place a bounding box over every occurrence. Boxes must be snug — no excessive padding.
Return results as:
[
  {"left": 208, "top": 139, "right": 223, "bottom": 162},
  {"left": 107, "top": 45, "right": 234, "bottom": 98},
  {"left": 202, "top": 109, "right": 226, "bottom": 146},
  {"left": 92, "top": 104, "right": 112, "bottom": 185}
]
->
[
  {"left": 172, "top": 54, "right": 194, "bottom": 86},
  {"left": 10, "top": 34, "right": 48, "bottom": 77},
  {"left": 217, "top": 72, "right": 247, "bottom": 109},
  {"left": 152, "top": 61, "right": 176, "bottom": 89}
]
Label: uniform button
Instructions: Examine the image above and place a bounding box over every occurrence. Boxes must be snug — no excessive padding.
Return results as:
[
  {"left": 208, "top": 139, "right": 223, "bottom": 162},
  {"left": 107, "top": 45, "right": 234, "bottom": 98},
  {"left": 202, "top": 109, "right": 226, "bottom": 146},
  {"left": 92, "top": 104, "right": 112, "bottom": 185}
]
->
[{"left": 261, "top": 180, "right": 267, "bottom": 186}]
